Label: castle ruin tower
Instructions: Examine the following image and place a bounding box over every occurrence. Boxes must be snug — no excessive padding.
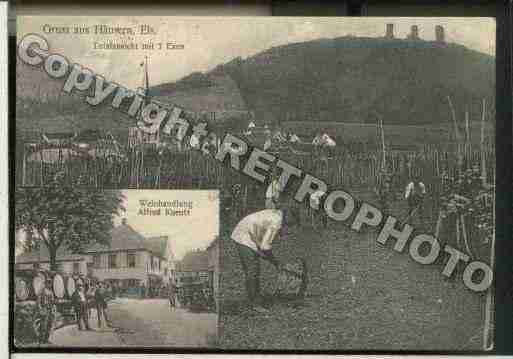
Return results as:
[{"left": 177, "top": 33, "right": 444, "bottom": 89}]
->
[
  {"left": 435, "top": 25, "right": 445, "bottom": 42},
  {"left": 408, "top": 25, "right": 419, "bottom": 40},
  {"left": 385, "top": 23, "right": 394, "bottom": 39}
]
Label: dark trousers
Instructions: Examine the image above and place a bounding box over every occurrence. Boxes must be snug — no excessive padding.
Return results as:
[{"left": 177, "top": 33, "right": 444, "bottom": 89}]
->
[
  {"left": 236, "top": 243, "right": 262, "bottom": 305},
  {"left": 38, "top": 312, "right": 54, "bottom": 343},
  {"left": 96, "top": 304, "right": 109, "bottom": 327},
  {"left": 75, "top": 304, "right": 90, "bottom": 330},
  {"left": 408, "top": 195, "right": 424, "bottom": 215}
]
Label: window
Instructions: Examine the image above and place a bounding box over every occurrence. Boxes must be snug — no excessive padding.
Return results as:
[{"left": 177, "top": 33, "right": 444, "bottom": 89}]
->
[
  {"left": 73, "top": 262, "right": 80, "bottom": 274},
  {"left": 93, "top": 255, "right": 101, "bottom": 269},
  {"left": 127, "top": 252, "right": 136, "bottom": 268},
  {"left": 108, "top": 254, "right": 117, "bottom": 269}
]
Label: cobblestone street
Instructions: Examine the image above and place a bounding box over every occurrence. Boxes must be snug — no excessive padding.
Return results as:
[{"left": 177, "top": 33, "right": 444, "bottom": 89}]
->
[{"left": 50, "top": 298, "right": 217, "bottom": 348}]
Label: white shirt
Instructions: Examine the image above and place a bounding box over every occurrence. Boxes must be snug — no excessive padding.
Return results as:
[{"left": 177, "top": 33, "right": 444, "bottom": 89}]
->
[
  {"left": 405, "top": 182, "right": 426, "bottom": 199},
  {"left": 289, "top": 134, "right": 300, "bottom": 143},
  {"left": 190, "top": 134, "right": 200, "bottom": 148},
  {"left": 263, "top": 138, "right": 272, "bottom": 151},
  {"left": 310, "top": 190, "right": 326, "bottom": 209},
  {"left": 321, "top": 134, "right": 336, "bottom": 147},
  {"left": 266, "top": 178, "right": 283, "bottom": 200},
  {"left": 231, "top": 209, "right": 283, "bottom": 251},
  {"left": 223, "top": 141, "right": 245, "bottom": 155},
  {"left": 248, "top": 121, "right": 256, "bottom": 129}
]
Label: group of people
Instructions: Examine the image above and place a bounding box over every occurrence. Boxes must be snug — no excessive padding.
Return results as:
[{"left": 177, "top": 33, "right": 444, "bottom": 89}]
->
[
  {"left": 70, "top": 280, "right": 111, "bottom": 331},
  {"left": 230, "top": 162, "right": 428, "bottom": 313},
  {"left": 35, "top": 278, "right": 112, "bottom": 345}
]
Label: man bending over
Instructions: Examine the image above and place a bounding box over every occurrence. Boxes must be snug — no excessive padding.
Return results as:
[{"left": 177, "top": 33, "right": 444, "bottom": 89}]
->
[{"left": 231, "top": 208, "right": 286, "bottom": 313}]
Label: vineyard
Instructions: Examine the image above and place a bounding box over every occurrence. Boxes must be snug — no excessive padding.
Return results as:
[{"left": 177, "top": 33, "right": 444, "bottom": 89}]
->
[{"left": 17, "top": 129, "right": 495, "bottom": 254}]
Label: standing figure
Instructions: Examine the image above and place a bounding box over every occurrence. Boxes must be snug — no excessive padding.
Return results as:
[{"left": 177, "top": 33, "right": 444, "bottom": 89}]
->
[
  {"left": 378, "top": 171, "right": 393, "bottom": 214},
  {"left": 168, "top": 281, "right": 177, "bottom": 310},
  {"left": 36, "top": 278, "right": 56, "bottom": 344},
  {"left": 404, "top": 175, "right": 427, "bottom": 224},
  {"left": 94, "top": 282, "right": 111, "bottom": 328},
  {"left": 71, "top": 283, "right": 91, "bottom": 331},
  {"left": 265, "top": 168, "right": 283, "bottom": 210},
  {"left": 310, "top": 190, "right": 328, "bottom": 228},
  {"left": 86, "top": 280, "right": 96, "bottom": 320},
  {"left": 231, "top": 208, "right": 287, "bottom": 313}
]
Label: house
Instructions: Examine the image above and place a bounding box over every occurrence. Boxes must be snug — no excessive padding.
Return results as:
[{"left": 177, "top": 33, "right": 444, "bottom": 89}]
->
[
  {"left": 146, "top": 235, "right": 175, "bottom": 285},
  {"left": 15, "top": 219, "right": 172, "bottom": 296},
  {"left": 175, "top": 249, "right": 211, "bottom": 287}
]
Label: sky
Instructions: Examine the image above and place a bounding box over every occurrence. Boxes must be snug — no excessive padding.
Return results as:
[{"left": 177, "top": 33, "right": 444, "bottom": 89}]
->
[
  {"left": 15, "top": 190, "right": 219, "bottom": 260},
  {"left": 17, "top": 16, "right": 495, "bottom": 90},
  {"left": 116, "top": 190, "right": 219, "bottom": 261}
]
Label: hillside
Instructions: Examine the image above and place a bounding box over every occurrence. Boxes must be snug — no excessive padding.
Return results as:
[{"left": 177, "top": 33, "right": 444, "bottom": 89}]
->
[
  {"left": 16, "top": 36, "right": 495, "bottom": 135},
  {"left": 151, "top": 36, "right": 495, "bottom": 127}
]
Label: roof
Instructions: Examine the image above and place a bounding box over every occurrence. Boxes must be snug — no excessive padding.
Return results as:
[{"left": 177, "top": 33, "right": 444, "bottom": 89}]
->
[
  {"left": 85, "top": 223, "right": 147, "bottom": 253},
  {"left": 176, "top": 250, "right": 209, "bottom": 272},
  {"left": 17, "top": 223, "right": 169, "bottom": 262},
  {"left": 145, "top": 236, "right": 169, "bottom": 258},
  {"left": 85, "top": 224, "right": 168, "bottom": 259}
]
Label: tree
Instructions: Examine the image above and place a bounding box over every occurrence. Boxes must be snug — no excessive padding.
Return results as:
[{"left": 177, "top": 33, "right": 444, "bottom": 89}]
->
[{"left": 15, "top": 172, "right": 125, "bottom": 270}]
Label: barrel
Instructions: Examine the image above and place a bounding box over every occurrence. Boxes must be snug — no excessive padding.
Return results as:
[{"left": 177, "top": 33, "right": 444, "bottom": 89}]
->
[
  {"left": 63, "top": 275, "right": 76, "bottom": 298},
  {"left": 14, "top": 276, "right": 31, "bottom": 301},
  {"left": 32, "top": 270, "right": 49, "bottom": 297},
  {"left": 52, "top": 273, "right": 65, "bottom": 299}
]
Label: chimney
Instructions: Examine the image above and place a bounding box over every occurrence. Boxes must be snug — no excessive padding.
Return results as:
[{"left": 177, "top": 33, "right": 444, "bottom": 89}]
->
[
  {"left": 435, "top": 25, "right": 445, "bottom": 42},
  {"left": 409, "top": 25, "right": 419, "bottom": 40},
  {"left": 121, "top": 218, "right": 127, "bottom": 225},
  {"left": 385, "top": 23, "right": 394, "bottom": 39}
]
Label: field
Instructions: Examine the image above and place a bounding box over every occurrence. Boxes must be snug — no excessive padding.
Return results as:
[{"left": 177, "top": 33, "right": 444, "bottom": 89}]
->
[
  {"left": 282, "top": 121, "right": 495, "bottom": 150},
  {"left": 16, "top": 128, "right": 494, "bottom": 351},
  {"left": 218, "top": 192, "right": 490, "bottom": 350}
]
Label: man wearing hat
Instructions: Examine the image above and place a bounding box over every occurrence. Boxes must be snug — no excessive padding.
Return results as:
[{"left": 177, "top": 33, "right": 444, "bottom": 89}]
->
[
  {"left": 71, "top": 282, "right": 91, "bottom": 330},
  {"left": 36, "top": 277, "right": 56, "bottom": 344}
]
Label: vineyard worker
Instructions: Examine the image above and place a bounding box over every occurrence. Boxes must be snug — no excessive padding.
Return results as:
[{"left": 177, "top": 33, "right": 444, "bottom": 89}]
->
[
  {"left": 265, "top": 168, "right": 284, "bottom": 209},
  {"left": 404, "top": 175, "right": 427, "bottom": 222},
  {"left": 289, "top": 133, "right": 301, "bottom": 143},
  {"left": 231, "top": 208, "right": 285, "bottom": 313},
  {"left": 36, "top": 278, "right": 56, "bottom": 344},
  {"left": 71, "top": 283, "right": 91, "bottom": 331},
  {"left": 310, "top": 190, "right": 328, "bottom": 228},
  {"left": 263, "top": 133, "right": 272, "bottom": 152}
]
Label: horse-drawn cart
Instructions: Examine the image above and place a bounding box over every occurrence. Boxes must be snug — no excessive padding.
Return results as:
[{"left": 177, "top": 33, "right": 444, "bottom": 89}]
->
[{"left": 176, "top": 281, "right": 215, "bottom": 312}]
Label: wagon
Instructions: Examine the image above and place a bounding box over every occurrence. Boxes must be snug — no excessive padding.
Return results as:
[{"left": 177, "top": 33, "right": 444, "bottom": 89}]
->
[{"left": 176, "top": 281, "right": 215, "bottom": 312}]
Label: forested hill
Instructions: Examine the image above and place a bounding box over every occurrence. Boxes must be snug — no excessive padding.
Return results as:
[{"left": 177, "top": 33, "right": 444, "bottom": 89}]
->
[
  {"left": 150, "top": 36, "right": 495, "bottom": 126},
  {"left": 16, "top": 35, "right": 495, "bottom": 133}
]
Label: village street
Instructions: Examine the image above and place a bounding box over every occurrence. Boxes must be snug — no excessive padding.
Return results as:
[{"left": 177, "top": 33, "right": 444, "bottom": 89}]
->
[{"left": 50, "top": 298, "right": 218, "bottom": 348}]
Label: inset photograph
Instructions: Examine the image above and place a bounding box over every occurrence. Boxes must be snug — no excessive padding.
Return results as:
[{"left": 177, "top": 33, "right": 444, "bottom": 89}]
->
[{"left": 14, "top": 186, "right": 219, "bottom": 348}]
